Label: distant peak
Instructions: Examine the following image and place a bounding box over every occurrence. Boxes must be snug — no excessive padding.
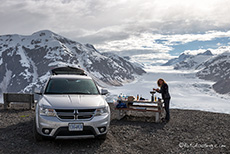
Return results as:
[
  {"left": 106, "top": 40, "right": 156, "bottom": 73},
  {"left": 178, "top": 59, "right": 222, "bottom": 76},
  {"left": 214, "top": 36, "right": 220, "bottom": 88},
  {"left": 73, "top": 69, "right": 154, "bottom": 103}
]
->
[
  {"left": 178, "top": 52, "right": 192, "bottom": 59},
  {"left": 179, "top": 52, "right": 192, "bottom": 56},
  {"left": 32, "top": 30, "right": 57, "bottom": 37},
  {"left": 198, "top": 50, "right": 213, "bottom": 56},
  {"left": 85, "top": 43, "right": 98, "bottom": 51}
]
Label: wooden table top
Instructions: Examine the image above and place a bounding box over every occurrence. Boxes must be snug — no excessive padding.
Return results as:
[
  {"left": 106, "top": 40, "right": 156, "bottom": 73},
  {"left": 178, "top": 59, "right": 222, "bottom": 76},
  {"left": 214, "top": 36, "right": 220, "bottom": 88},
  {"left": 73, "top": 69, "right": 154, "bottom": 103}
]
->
[{"left": 117, "top": 100, "right": 163, "bottom": 104}]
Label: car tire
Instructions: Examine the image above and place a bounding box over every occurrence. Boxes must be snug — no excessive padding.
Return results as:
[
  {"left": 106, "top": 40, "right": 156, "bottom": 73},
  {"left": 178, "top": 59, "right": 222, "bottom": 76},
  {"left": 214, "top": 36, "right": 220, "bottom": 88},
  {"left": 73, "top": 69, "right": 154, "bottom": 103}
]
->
[
  {"left": 33, "top": 118, "right": 44, "bottom": 142},
  {"left": 97, "top": 133, "right": 107, "bottom": 140}
]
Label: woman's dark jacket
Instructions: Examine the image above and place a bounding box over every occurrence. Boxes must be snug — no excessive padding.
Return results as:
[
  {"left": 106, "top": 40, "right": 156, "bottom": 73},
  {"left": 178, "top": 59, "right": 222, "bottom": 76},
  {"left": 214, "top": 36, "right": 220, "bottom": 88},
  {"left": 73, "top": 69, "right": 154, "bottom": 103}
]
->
[{"left": 158, "top": 83, "right": 171, "bottom": 100}]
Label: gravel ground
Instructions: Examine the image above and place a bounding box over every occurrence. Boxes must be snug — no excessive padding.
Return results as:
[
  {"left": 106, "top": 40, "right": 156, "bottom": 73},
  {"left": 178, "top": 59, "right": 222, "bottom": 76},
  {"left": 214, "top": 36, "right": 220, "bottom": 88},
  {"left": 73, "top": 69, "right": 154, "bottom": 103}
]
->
[{"left": 0, "top": 104, "right": 229, "bottom": 154}]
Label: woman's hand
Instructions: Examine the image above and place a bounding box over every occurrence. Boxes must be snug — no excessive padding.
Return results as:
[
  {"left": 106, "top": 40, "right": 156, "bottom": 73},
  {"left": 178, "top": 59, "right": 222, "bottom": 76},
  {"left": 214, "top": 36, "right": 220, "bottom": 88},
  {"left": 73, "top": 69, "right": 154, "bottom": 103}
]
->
[{"left": 153, "top": 88, "right": 160, "bottom": 92}]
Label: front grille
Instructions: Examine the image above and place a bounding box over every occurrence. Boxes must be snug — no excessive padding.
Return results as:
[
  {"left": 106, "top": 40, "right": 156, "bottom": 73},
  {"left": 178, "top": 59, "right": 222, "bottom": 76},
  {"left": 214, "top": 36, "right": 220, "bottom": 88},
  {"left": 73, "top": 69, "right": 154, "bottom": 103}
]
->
[{"left": 55, "top": 109, "right": 95, "bottom": 120}]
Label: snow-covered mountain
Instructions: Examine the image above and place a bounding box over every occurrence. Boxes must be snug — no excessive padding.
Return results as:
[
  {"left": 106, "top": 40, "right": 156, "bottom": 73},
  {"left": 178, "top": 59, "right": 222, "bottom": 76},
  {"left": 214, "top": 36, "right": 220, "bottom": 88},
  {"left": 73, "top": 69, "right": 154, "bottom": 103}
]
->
[
  {"left": 174, "top": 50, "right": 213, "bottom": 70},
  {"left": 196, "top": 52, "right": 230, "bottom": 94},
  {"left": 163, "top": 50, "right": 213, "bottom": 70},
  {"left": 162, "top": 52, "right": 192, "bottom": 66},
  {"left": 0, "top": 30, "right": 145, "bottom": 95},
  {"left": 163, "top": 49, "right": 230, "bottom": 94}
]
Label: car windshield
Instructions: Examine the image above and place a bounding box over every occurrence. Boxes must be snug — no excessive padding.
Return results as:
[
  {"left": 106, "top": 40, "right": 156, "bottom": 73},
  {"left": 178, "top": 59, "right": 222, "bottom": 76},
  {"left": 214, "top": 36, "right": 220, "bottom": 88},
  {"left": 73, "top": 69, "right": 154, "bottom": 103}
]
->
[{"left": 44, "top": 78, "right": 99, "bottom": 95}]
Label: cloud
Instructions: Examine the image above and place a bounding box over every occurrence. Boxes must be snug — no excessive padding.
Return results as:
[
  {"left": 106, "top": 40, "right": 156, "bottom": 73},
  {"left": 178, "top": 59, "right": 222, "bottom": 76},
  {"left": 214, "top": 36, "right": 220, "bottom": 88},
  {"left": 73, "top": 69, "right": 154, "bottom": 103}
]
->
[
  {"left": 0, "top": 0, "right": 230, "bottom": 61},
  {"left": 160, "top": 31, "right": 230, "bottom": 45},
  {"left": 1, "top": 0, "right": 230, "bottom": 35},
  {"left": 183, "top": 46, "right": 230, "bottom": 55},
  {"left": 93, "top": 30, "right": 230, "bottom": 55},
  {"left": 95, "top": 32, "right": 173, "bottom": 53},
  {"left": 128, "top": 52, "right": 176, "bottom": 66}
]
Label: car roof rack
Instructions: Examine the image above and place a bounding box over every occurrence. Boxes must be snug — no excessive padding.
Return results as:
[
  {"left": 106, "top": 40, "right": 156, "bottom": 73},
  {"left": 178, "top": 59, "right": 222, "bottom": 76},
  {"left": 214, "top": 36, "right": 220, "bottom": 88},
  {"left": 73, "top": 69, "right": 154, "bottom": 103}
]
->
[{"left": 51, "top": 66, "right": 87, "bottom": 76}]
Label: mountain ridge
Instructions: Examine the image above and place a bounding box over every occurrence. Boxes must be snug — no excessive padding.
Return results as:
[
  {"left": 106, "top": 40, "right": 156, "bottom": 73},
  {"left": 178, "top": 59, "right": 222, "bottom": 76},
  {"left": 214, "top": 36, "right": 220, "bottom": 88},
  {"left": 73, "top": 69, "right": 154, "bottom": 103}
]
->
[
  {"left": 196, "top": 51, "right": 230, "bottom": 94},
  {"left": 163, "top": 49, "right": 230, "bottom": 94},
  {"left": 162, "top": 50, "right": 214, "bottom": 70},
  {"left": 0, "top": 30, "right": 145, "bottom": 95}
]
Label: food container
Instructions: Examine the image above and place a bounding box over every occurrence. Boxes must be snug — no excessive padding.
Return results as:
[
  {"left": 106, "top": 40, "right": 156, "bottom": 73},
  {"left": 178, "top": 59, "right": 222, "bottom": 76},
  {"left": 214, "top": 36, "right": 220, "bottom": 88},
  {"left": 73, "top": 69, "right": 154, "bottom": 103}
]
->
[{"left": 128, "top": 96, "right": 135, "bottom": 102}]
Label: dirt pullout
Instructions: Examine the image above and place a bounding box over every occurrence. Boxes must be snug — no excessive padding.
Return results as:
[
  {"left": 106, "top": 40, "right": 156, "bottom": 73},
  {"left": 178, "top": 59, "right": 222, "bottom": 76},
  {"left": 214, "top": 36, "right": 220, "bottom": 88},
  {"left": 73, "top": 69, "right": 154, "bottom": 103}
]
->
[{"left": 0, "top": 105, "right": 229, "bottom": 154}]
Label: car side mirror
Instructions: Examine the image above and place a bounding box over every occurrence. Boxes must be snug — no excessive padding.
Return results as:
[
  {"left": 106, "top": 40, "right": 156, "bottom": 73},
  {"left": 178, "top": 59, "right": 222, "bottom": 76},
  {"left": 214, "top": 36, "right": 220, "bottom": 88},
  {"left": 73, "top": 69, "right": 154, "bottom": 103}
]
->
[
  {"left": 34, "top": 87, "right": 42, "bottom": 95},
  {"left": 101, "top": 89, "right": 109, "bottom": 95}
]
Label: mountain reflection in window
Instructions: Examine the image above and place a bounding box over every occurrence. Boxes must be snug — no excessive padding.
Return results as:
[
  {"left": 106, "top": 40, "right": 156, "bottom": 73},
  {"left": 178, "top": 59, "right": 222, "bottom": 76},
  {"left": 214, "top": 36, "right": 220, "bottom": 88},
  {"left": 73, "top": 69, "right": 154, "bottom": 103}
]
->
[{"left": 45, "top": 78, "right": 99, "bottom": 95}]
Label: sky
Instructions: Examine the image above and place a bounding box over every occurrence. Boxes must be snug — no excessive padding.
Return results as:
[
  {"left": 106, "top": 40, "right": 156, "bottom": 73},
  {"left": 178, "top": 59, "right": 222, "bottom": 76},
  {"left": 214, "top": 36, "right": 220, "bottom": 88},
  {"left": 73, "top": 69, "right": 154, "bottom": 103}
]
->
[{"left": 1, "top": 0, "right": 230, "bottom": 64}]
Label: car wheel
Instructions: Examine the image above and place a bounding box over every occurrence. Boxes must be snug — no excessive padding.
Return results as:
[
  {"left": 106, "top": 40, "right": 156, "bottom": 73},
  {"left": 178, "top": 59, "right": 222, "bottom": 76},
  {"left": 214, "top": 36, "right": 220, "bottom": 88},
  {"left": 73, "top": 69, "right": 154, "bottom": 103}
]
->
[
  {"left": 33, "top": 118, "right": 44, "bottom": 142},
  {"left": 97, "top": 133, "right": 107, "bottom": 140}
]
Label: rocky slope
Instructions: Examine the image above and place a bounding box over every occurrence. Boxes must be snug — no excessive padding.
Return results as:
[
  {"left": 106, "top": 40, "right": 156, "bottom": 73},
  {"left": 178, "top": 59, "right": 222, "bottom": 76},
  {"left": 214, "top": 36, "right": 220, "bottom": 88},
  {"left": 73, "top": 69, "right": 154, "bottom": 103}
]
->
[
  {"left": 0, "top": 106, "right": 229, "bottom": 154},
  {"left": 0, "top": 30, "right": 145, "bottom": 95},
  {"left": 197, "top": 52, "right": 230, "bottom": 94}
]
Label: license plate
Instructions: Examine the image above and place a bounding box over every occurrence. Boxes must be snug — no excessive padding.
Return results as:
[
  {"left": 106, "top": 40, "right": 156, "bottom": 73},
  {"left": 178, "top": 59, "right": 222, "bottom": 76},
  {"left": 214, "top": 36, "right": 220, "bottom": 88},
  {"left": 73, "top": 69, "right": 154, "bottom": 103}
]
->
[{"left": 68, "top": 123, "right": 83, "bottom": 131}]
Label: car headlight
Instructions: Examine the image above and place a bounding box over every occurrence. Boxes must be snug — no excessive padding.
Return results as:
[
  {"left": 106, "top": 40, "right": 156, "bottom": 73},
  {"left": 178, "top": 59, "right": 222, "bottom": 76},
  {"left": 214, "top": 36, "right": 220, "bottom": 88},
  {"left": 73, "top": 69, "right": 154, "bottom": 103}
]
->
[
  {"left": 40, "top": 106, "right": 56, "bottom": 116},
  {"left": 95, "top": 106, "right": 109, "bottom": 116}
]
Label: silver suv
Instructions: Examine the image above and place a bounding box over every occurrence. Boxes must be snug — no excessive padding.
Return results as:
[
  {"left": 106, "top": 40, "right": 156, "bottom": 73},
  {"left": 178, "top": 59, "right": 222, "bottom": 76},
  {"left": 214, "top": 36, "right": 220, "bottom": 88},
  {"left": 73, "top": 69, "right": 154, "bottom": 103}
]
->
[{"left": 33, "top": 67, "right": 110, "bottom": 141}]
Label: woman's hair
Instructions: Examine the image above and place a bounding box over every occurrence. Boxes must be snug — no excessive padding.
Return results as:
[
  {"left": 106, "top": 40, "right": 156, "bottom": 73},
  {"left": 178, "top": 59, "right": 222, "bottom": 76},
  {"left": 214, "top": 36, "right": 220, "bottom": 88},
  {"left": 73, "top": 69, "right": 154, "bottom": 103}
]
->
[{"left": 157, "top": 78, "right": 166, "bottom": 87}]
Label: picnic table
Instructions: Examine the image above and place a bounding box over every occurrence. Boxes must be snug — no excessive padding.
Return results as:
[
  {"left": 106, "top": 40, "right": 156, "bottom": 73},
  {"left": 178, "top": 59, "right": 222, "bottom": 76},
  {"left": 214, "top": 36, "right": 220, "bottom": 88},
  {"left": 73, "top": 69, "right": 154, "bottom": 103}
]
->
[{"left": 115, "top": 99, "right": 165, "bottom": 122}]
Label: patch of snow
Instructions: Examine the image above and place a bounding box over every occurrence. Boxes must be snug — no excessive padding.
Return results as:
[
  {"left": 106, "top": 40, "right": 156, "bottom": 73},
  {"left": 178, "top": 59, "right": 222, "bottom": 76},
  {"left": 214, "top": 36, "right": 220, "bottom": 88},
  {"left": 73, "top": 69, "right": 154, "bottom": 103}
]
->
[
  {"left": 0, "top": 67, "right": 12, "bottom": 94},
  {"left": 107, "top": 66, "right": 230, "bottom": 114},
  {"left": 48, "top": 61, "right": 73, "bottom": 67},
  {"left": 0, "top": 58, "right": 2, "bottom": 65},
  {"left": 17, "top": 47, "right": 30, "bottom": 68},
  {"left": 90, "top": 71, "right": 103, "bottom": 79},
  {"left": 19, "top": 68, "right": 32, "bottom": 81},
  {"left": 39, "top": 72, "right": 50, "bottom": 83}
]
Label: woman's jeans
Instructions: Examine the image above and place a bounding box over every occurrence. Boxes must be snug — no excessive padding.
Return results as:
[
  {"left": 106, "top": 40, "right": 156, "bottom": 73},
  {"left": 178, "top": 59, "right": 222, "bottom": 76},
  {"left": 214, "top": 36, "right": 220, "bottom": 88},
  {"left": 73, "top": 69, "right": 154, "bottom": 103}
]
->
[{"left": 164, "top": 99, "right": 170, "bottom": 120}]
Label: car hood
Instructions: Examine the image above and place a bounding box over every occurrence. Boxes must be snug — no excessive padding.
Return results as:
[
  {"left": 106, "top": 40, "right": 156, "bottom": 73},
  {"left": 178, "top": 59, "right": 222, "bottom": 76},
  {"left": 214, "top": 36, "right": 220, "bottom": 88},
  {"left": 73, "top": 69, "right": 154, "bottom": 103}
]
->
[{"left": 40, "top": 94, "right": 107, "bottom": 109}]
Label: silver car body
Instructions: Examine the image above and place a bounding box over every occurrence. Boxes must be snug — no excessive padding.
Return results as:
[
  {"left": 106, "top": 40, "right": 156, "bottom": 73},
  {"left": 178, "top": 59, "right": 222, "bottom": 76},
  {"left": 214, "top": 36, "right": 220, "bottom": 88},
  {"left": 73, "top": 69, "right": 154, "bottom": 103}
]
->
[{"left": 35, "top": 75, "right": 110, "bottom": 139}]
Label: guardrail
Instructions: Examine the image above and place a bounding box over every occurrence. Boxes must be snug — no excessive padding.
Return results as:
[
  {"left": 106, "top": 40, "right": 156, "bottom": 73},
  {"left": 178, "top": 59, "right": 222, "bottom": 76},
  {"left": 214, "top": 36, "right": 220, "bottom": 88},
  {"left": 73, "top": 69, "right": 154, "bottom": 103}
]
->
[{"left": 3, "top": 93, "right": 34, "bottom": 110}]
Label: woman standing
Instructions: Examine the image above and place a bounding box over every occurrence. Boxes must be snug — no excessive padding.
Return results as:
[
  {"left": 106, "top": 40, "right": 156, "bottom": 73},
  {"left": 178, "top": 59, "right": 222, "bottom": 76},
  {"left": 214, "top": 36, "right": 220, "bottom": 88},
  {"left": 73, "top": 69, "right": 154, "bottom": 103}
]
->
[{"left": 153, "top": 78, "right": 171, "bottom": 122}]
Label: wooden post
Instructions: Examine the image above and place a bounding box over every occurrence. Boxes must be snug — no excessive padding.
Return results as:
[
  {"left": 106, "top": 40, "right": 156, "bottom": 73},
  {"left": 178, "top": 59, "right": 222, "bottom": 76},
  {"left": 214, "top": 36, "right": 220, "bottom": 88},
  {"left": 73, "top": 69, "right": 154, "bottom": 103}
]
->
[
  {"left": 155, "top": 112, "right": 159, "bottom": 122},
  {"left": 156, "top": 101, "right": 163, "bottom": 122},
  {"left": 3, "top": 93, "right": 8, "bottom": 110},
  {"left": 30, "top": 94, "right": 34, "bottom": 109}
]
